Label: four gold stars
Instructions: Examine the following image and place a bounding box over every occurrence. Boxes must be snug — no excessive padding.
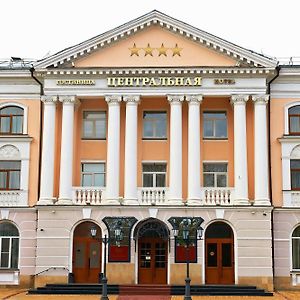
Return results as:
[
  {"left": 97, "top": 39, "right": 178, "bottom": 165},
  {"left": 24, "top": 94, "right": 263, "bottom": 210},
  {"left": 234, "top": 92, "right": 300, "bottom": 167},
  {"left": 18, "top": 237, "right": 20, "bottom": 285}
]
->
[{"left": 128, "top": 43, "right": 183, "bottom": 57}]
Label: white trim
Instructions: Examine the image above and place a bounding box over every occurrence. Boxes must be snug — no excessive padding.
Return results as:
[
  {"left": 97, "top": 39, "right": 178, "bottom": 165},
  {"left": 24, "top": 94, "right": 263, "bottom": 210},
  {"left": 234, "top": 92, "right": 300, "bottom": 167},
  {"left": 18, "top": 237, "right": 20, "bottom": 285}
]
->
[
  {"left": 284, "top": 101, "right": 300, "bottom": 135},
  {"left": 290, "top": 223, "right": 300, "bottom": 272},
  {"left": 0, "top": 102, "right": 28, "bottom": 134}
]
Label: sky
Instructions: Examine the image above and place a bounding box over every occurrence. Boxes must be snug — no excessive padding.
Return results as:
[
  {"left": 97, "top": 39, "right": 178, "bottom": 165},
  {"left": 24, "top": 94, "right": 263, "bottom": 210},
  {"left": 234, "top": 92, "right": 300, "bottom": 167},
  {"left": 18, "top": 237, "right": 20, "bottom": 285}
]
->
[{"left": 1, "top": 0, "right": 300, "bottom": 62}]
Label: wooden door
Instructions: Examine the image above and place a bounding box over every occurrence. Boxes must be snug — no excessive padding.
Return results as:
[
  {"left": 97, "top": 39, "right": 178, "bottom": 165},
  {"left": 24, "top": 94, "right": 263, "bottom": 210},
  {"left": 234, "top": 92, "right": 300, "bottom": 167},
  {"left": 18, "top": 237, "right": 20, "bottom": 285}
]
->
[
  {"left": 138, "top": 237, "right": 167, "bottom": 284},
  {"left": 72, "top": 222, "right": 101, "bottom": 283},
  {"left": 205, "top": 238, "right": 234, "bottom": 284}
]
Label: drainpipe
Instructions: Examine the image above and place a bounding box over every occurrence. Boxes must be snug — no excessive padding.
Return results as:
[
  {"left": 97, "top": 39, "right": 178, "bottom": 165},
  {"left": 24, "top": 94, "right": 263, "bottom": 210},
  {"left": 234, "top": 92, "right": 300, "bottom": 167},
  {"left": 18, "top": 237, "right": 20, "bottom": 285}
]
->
[
  {"left": 267, "top": 65, "right": 280, "bottom": 291},
  {"left": 30, "top": 67, "right": 44, "bottom": 200}
]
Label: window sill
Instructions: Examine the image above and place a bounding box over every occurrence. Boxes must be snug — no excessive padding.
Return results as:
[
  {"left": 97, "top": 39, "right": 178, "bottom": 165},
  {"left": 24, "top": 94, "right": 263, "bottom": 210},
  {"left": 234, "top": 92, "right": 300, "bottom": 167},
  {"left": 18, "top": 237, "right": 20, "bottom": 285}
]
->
[
  {"left": 142, "top": 138, "right": 168, "bottom": 141},
  {"left": 203, "top": 137, "right": 228, "bottom": 141},
  {"left": 81, "top": 138, "right": 106, "bottom": 141}
]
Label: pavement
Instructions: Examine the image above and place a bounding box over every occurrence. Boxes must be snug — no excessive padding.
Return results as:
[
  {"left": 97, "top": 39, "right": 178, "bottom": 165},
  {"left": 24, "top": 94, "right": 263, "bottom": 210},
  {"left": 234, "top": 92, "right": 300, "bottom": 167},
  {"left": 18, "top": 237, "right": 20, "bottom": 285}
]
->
[{"left": 0, "top": 289, "right": 300, "bottom": 300}]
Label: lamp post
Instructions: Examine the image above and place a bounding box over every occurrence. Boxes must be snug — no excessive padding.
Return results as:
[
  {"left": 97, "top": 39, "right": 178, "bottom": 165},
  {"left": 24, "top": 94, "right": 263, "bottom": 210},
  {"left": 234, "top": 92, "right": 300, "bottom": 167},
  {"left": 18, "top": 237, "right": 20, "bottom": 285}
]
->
[
  {"left": 168, "top": 217, "right": 204, "bottom": 300},
  {"left": 90, "top": 221, "right": 123, "bottom": 300}
]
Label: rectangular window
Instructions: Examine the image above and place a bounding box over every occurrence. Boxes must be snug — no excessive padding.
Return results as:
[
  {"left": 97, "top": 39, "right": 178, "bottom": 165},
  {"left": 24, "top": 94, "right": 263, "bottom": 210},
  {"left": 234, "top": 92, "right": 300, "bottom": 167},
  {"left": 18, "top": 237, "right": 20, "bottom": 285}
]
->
[
  {"left": 0, "top": 237, "right": 19, "bottom": 269},
  {"left": 82, "top": 111, "right": 106, "bottom": 139},
  {"left": 143, "top": 112, "right": 167, "bottom": 139},
  {"left": 0, "top": 161, "right": 21, "bottom": 190},
  {"left": 81, "top": 163, "right": 105, "bottom": 187},
  {"left": 291, "top": 160, "right": 300, "bottom": 190},
  {"left": 142, "top": 163, "right": 166, "bottom": 187},
  {"left": 203, "top": 163, "right": 227, "bottom": 187},
  {"left": 203, "top": 112, "right": 227, "bottom": 139}
]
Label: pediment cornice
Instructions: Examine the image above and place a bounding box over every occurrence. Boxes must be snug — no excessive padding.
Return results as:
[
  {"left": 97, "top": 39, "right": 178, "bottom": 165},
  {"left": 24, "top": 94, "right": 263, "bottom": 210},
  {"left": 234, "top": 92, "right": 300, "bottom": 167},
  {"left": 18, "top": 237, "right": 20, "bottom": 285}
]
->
[{"left": 34, "top": 10, "right": 277, "bottom": 69}]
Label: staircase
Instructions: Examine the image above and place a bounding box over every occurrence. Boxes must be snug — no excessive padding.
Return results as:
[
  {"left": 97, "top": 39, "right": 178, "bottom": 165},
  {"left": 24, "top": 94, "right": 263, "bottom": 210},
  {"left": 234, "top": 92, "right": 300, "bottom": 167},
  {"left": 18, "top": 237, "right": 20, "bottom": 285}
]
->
[{"left": 28, "top": 283, "right": 273, "bottom": 296}]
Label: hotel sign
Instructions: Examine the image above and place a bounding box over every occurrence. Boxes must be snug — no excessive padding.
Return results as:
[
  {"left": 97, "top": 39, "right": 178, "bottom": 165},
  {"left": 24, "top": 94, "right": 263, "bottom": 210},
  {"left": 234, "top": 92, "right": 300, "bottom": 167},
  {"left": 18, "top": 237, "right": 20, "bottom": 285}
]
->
[
  {"left": 56, "top": 79, "right": 95, "bottom": 85},
  {"left": 107, "top": 76, "right": 202, "bottom": 87}
]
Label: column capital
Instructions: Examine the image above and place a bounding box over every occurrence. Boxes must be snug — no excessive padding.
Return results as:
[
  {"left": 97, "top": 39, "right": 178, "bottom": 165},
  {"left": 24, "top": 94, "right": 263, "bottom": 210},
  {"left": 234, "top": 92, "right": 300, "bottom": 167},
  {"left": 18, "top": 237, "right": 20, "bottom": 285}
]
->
[
  {"left": 41, "top": 95, "right": 58, "bottom": 104},
  {"left": 186, "top": 94, "right": 203, "bottom": 104},
  {"left": 252, "top": 94, "right": 269, "bottom": 105},
  {"left": 105, "top": 95, "right": 122, "bottom": 105},
  {"left": 167, "top": 95, "right": 184, "bottom": 104},
  {"left": 59, "top": 95, "right": 77, "bottom": 104},
  {"left": 230, "top": 95, "right": 249, "bottom": 105},
  {"left": 123, "top": 95, "right": 140, "bottom": 104}
]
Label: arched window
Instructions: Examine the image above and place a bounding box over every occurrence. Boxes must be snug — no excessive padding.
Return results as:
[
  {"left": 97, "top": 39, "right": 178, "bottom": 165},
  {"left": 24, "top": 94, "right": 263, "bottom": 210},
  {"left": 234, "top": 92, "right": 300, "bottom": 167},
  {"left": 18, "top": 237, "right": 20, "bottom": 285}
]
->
[
  {"left": 0, "top": 106, "right": 24, "bottom": 134},
  {"left": 0, "top": 222, "right": 19, "bottom": 269},
  {"left": 292, "top": 226, "right": 300, "bottom": 270},
  {"left": 289, "top": 106, "right": 300, "bottom": 135}
]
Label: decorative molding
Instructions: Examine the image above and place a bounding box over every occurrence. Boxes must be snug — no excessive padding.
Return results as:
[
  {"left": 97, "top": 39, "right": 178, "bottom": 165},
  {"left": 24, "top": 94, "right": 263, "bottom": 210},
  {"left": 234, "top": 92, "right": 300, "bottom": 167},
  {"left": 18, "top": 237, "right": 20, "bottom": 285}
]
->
[
  {"left": 123, "top": 95, "right": 141, "bottom": 103},
  {"left": 59, "top": 95, "right": 76, "bottom": 103},
  {"left": 0, "top": 209, "right": 9, "bottom": 219},
  {"left": 215, "top": 209, "right": 225, "bottom": 219},
  {"left": 230, "top": 94, "right": 249, "bottom": 105},
  {"left": 105, "top": 95, "right": 122, "bottom": 104},
  {"left": 82, "top": 207, "right": 92, "bottom": 219},
  {"left": 291, "top": 145, "right": 300, "bottom": 159},
  {"left": 252, "top": 94, "right": 269, "bottom": 104},
  {"left": 0, "top": 145, "right": 20, "bottom": 160},
  {"left": 186, "top": 94, "right": 203, "bottom": 104},
  {"left": 148, "top": 208, "right": 158, "bottom": 218},
  {"left": 41, "top": 95, "right": 58, "bottom": 103},
  {"left": 167, "top": 94, "right": 184, "bottom": 103}
]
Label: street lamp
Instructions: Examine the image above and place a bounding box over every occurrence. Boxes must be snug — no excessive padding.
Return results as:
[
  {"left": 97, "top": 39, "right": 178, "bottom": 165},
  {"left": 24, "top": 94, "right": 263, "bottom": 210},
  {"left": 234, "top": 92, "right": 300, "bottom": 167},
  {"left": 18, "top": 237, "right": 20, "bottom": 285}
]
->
[
  {"left": 168, "top": 217, "right": 204, "bottom": 300},
  {"left": 90, "top": 223, "right": 123, "bottom": 300}
]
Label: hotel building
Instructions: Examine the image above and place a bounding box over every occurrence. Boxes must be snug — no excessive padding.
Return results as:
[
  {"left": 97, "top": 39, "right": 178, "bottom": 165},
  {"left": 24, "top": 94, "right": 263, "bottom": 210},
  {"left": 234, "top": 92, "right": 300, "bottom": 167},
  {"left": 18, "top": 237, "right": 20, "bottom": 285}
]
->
[{"left": 0, "top": 10, "right": 299, "bottom": 291}]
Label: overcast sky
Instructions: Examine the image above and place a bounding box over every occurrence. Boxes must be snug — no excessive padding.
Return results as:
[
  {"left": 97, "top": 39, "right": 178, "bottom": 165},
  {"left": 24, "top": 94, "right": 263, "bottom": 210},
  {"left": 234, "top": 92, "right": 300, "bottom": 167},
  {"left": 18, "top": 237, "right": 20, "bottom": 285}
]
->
[{"left": 1, "top": 0, "right": 299, "bottom": 61}]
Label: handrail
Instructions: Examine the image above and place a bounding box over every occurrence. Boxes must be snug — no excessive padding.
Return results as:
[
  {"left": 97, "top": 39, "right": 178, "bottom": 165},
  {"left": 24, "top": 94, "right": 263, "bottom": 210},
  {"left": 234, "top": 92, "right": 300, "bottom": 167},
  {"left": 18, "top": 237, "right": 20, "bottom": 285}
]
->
[{"left": 35, "top": 266, "right": 69, "bottom": 276}]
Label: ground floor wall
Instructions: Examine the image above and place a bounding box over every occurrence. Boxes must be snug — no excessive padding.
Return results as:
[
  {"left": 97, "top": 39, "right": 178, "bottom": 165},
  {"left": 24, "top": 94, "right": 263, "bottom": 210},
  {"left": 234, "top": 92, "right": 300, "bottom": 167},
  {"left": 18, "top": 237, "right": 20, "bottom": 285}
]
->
[
  {"left": 273, "top": 208, "right": 300, "bottom": 290},
  {"left": 32, "top": 205, "right": 273, "bottom": 291}
]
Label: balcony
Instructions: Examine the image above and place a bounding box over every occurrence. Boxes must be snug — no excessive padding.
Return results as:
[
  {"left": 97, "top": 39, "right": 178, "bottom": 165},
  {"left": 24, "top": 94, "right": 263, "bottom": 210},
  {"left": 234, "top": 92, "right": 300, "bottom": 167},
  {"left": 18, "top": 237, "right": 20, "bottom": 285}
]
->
[
  {"left": 72, "top": 187, "right": 105, "bottom": 205},
  {"left": 138, "top": 187, "right": 168, "bottom": 205},
  {"left": 200, "top": 187, "right": 234, "bottom": 206},
  {"left": 283, "top": 190, "right": 300, "bottom": 207},
  {"left": 0, "top": 190, "right": 28, "bottom": 206}
]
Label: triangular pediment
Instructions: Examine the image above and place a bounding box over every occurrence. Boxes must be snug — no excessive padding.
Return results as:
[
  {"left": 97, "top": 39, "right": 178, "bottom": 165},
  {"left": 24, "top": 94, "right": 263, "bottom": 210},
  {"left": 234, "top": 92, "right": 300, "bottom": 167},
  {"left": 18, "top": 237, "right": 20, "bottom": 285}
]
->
[{"left": 35, "top": 10, "right": 276, "bottom": 69}]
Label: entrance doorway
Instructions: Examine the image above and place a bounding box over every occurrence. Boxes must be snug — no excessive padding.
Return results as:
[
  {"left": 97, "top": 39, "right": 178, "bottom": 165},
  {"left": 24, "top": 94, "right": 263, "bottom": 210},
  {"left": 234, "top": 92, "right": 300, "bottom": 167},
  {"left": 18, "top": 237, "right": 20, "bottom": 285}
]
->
[
  {"left": 72, "top": 221, "right": 101, "bottom": 283},
  {"left": 205, "top": 222, "right": 234, "bottom": 284},
  {"left": 137, "top": 219, "right": 169, "bottom": 284}
]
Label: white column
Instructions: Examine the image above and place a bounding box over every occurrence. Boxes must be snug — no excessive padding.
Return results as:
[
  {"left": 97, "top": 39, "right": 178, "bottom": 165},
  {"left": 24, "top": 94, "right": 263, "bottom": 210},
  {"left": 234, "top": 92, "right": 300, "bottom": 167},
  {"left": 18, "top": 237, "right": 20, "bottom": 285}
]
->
[
  {"left": 167, "top": 95, "right": 184, "bottom": 204},
  {"left": 253, "top": 95, "right": 270, "bottom": 205},
  {"left": 57, "top": 96, "right": 76, "bottom": 205},
  {"left": 104, "top": 95, "right": 122, "bottom": 204},
  {"left": 38, "top": 96, "right": 57, "bottom": 205},
  {"left": 123, "top": 95, "right": 140, "bottom": 205},
  {"left": 186, "top": 95, "right": 203, "bottom": 204},
  {"left": 231, "top": 95, "right": 249, "bottom": 205}
]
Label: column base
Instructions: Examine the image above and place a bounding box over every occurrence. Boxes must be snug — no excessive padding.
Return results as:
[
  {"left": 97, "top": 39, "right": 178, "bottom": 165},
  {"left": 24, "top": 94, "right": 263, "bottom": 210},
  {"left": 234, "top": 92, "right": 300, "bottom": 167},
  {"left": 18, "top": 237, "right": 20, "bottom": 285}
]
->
[
  {"left": 167, "top": 198, "right": 184, "bottom": 205},
  {"left": 123, "top": 198, "right": 139, "bottom": 205},
  {"left": 37, "top": 198, "right": 56, "bottom": 205},
  {"left": 56, "top": 198, "right": 73, "bottom": 205},
  {"left": 233, "top": 198, "right": 250, "bottom": 205},
  {"left": 187, "top": 198, "right": 202, "bottom": 206},
  {"left": 253, "top": 199, "right": 271, "bottom": 206}
]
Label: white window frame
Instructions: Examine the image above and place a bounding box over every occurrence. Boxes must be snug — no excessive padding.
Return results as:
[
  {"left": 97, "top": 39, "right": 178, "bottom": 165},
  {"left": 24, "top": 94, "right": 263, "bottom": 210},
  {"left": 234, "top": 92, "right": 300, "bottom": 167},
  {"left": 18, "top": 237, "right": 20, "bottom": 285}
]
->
[
  {"left": 203, "top": 161, "right": 228, "bottom": 187},
  {"left": 142, "top": 111, "right": 167, "bottom": 139},
  {"left": 80, "top": 161, "right": 106, "bottom": 187},
  {"left": 82, "top": 110, "right": 106, "bottom": 140},
  {"left": 284, "top": 102, "right": 300, "bottom": 135},
  {"left": 0, "top": 102, "right": 28, "bottom": 135},
  {"left": 203, "top": 111, "right": 228, "bottom": 139},
  {"left": 142, "top": 161, "right": 167, "bottom": 187},
  {"left": 291, "top": 225, "right": 300, "bottom": 272}
]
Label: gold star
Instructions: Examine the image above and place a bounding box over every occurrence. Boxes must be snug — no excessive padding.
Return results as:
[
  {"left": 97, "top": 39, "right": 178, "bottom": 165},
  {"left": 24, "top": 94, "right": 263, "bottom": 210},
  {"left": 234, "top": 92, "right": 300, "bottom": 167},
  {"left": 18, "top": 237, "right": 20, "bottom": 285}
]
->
[
  {"left": 129, "top": 43, "right": 140, "bottom": 56},
  {"left": 157, "top": 43, "right": 168, "bottom": 57},
  {"left": 144, "top": 43, "right": 153, "bottom": 56},
  {"left": 172, "top": 43, "right": 183, "bottom": 57}
]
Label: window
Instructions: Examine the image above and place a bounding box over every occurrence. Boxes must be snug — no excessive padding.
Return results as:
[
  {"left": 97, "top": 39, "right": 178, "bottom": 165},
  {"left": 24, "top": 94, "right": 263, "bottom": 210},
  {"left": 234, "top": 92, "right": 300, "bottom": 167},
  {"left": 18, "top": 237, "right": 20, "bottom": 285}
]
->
[
  {"left": 143, "top": 112, "right": 167, "bottom": 139},
  {"left": 82, "top": 111, "right": 106, "bottom": 139},
  {"left": 81, "top": 163, "right": 105, "bottom": 187},
  {"left": 203, "top": 112, "right": 227, "bottom": 139},
  {"left": 292, "top": 226, "right": 300, "bottom": 270},
  {"left": 142, "top": 163, "right": 166, "bottom": 187},
  {"left": 0, "top": 161, "right": 21, "bottom": 190},
  {"left": 0, "top": 222, "right": 19, "bottom": 269},
  {"left": 291, "top": 160, "right": 300, "bottom": 190},
  {"left": 203, "top": 163, "right": 227, "bottom": 187},
  {"left": 0, "top": 106, "right": 24, "bottom": 135},
  {"left": 289, "top": 106, "right": 300, "bottom": 135}
]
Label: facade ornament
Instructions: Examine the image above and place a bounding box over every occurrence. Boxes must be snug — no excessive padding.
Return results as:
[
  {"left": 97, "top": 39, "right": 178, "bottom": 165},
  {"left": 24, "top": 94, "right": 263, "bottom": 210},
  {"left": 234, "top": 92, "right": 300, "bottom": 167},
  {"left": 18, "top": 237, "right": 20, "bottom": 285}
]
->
[
  {"left": 230, "top": 94, "right": 249, "bottom": 105},
  {"left": 0, "top": 145, "right": 20, "bottom": 160},
  {"left": 59, "top": 95, "right": 77, "bottom": 104},
  {"left": 167, "top": 95, "right": 185, "bottom": 103},
  {"left": 291, "top": 145, "right": 300, "bottom": 159},
  {"left": 105, "top": 95, "right": 122, "bottom": 104},
  {"left": 252, "top": 94, "right": 269, "bottom": 104},
  {"left": 41, "top": 95, "right": 58, "bottom": 103},
  {"left": 123, "top": 95, "right": 141, "bottom": 103},
  {"left": 186, "top": 94, "right": 203, "bottom": 104}
]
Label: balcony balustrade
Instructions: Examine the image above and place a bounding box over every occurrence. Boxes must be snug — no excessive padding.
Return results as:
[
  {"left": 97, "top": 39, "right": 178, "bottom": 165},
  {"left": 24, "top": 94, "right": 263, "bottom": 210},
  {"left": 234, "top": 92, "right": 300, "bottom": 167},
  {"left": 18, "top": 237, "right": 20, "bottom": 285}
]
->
[
  {"left": 283, "top": 190, "right": 300, "bottom": 207},
  {"left": 200, "top": 187, "right": 234, "bottom": 205},
  {"left": 0, "top": 190, "right": 28, "bottom": 206},
  {"left": 137, "top": 187, "right": 168, "bottom": 205},
  {"left": 72, "top": 187, "right": 105, "bottom": 205}
]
